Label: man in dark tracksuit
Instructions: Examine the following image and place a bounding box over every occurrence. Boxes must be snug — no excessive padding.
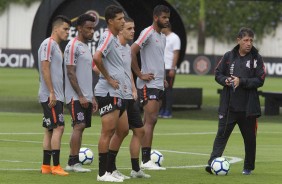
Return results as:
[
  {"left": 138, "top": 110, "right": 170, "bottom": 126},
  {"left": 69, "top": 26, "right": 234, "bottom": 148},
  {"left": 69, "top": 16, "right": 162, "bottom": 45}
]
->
[{"left": 205, "top": 27, "right": 266, "bottom": 175}]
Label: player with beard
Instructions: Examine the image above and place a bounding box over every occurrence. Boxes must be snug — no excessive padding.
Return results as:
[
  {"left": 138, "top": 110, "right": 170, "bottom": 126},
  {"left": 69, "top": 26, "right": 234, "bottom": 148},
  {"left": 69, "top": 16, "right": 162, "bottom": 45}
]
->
[
  {"left": 64, "top": 14, "right": 98, "bottom": 173},
  {"left": 131, "top": 5, "right": 170, "bottom": 170}
]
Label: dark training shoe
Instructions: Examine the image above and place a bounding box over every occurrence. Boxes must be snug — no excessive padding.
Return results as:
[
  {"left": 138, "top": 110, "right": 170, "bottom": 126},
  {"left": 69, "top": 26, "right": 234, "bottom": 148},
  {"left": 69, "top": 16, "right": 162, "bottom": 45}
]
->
[
  {"left": 205, "top": 165, "right": 213, "bottom": 174},
  {"left": 242, "top": 169, "right": 252, "bottom": 175}
]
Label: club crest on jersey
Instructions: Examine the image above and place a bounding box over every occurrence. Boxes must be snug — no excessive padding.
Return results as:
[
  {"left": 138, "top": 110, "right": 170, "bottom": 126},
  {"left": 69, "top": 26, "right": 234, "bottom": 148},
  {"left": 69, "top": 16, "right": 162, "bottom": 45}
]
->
[
  {"left": 219, "top": 114, "right": 224, "bottom": 119},
  {"left": 246, "top": 59, "right": 258, "bottom": 69},
  {"left": 117, "top": 98, "right": 122, "bottom": 108},
  {"left": 77, "top": 112, "right": 85, "bottom": 121},
  {"left": 58, "top": 113, "right": 64, "bottom": 122},
  {"left": 246, "top": 60, "right": 251, "bottom": 68},
  {"left": 254, "top": 59, "right": 257, "bottom": 68},
  {"left": 43, "top": 117, "right": 51, "bottom": 126}
]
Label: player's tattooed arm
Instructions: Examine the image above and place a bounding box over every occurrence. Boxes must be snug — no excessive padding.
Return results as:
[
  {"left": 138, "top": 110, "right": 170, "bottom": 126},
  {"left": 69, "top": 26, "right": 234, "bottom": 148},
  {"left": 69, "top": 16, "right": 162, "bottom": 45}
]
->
[{"left": 67, "top": 65, "right": 89, "bottom": 108}]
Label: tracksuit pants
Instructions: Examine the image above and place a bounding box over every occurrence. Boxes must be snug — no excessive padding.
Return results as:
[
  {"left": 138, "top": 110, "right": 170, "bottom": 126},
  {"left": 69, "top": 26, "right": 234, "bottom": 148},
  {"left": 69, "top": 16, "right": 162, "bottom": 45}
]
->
[{"left": 208, "top": 111, "right": 257, "bottom": 170}]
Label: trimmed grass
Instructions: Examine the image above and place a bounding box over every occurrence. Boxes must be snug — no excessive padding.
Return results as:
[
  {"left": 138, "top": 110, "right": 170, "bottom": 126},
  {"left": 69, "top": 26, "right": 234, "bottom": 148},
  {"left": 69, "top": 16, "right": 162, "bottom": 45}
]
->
[
  {"left": 0, "top": 68, "right": 282, "bottom": 183},
  {"left": 0, "top": 68, "right": 281, "bottom": 113},
  {"left": 0, "top": 112, "right": 282, "bottom": 184}
]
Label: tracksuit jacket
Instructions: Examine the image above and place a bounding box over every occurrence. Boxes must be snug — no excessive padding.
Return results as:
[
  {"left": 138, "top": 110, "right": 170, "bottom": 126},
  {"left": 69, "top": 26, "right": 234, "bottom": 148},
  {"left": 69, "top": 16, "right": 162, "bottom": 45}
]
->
[{"left": 215, "top": 44, "right": 266, "bottom": 117}]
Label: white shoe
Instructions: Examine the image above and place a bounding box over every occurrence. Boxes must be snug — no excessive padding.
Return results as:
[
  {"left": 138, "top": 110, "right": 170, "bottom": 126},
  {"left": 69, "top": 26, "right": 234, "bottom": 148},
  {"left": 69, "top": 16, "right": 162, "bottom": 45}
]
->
[
  {"left": 97, "top": 172, "right": 123, "bottom": 182},
  {"left": 112, "top": 170, "right": 130, "bottom": 180},
  {"left": 130, "top": 170, "right": 151, "bottom": 178},
  {"left": 141, "top": 160, "right": 166, "bottom": 170},
  {"left": 72, "top": 163, "right": 91, "bottom": 172},
  {"left": 65, "top": 164, "right": 74, "bottom": 172}
]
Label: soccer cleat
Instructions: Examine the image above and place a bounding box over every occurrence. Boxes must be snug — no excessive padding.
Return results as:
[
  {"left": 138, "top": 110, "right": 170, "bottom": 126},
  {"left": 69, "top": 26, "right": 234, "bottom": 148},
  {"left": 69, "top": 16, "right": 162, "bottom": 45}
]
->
[
  {"left": 242, "top": 169, "right": 252, "bottom": 175},
  {"left": 65, "top": 163, "right": 91, "bottom": 172},
  {"left": 205, "top": 165, "right": 213, "bottom": 174},
  {"left": 97, "top": 172, "right": 123, "bottom": 182},
  {"left": 130, "top": 170, "right": 151, "bottom": 178},
  {"left": 112, "top": 170, "right": 130, "bottom": 180},
  {"left": 65, "top": 164, "right": 74, "bottom": 172},
  {"left": 41, "top": 164, "right": 51, "bottom": 174},
  {"left": 141, "top": 160, "right": 166, "bottom": 170},
  {"left": 162, "top": 110, "right": 172, "bottom": 118},
  {"left": 51, "top": 165, "right": 69, "bottom": 176}
]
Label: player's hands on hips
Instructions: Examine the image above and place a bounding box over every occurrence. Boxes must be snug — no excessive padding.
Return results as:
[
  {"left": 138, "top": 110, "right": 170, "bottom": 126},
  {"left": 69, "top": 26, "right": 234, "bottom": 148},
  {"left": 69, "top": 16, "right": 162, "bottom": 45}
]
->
[
  {"left": 168, "top": 69, "right": 176, "bottom": 77},
  {"left": 132, "top": 88, "right": 138, "bottom": 101},
  {"left": 79, "top": 96, "right": 89, "bottom": 108},
  {"left": 48, "top": 92, "right": 57, "bottom": 108},
  {"left": 108, "top": 78, "right": 119, "bottom": 89},
  {"left": 164, "top": 80, "right": 169, "bottom": 88},
  {"left": 92, "top": 97, "right": 98, "bottom": 113},
  {"left": 140, "top": 73, "right": 154, "bottom": 82}
]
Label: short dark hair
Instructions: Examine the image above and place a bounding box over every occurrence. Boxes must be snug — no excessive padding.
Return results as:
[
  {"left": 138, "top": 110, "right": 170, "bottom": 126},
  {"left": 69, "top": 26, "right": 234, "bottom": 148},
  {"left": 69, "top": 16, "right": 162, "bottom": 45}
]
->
[
  {"left": 52, "top": 15, "right": 71, "bottom": 29},
  {"left": 124, "top": 16, "right": 134, "bottom": 23},
  {"left": 77, "top": 14, "right": 95, "bottom": 27},
  {"left": 237, "top": 27, "right": 254, "bottom": 38},
  {"left": 153, "top": 5, "right": 170, "bottom": 17},
  {"left": 105, "top": 5, "right": 124, "bottom": 24}
]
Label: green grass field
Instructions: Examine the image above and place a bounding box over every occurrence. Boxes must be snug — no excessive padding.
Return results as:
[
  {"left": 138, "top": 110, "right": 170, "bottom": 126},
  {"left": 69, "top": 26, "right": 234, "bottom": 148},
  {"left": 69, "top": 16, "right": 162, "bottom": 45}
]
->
[{"left": 0, "top": 68, "right": 282, "bottom": 184}]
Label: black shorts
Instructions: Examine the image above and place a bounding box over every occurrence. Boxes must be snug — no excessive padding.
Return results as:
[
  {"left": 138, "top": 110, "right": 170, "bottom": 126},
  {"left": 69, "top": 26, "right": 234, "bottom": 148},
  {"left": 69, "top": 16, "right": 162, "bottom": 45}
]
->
[
  {"left": 67, "top": 100, "right": 93, "bottom": 128},
  {"left": 41, "top": 100, "right": 65, "bottom": 130},
  {"left": 125, "top": 99, "right": 143, "bottom": 129},
  {"left": 95, "top": 93, "right": 126, "bottom": 117},
  {"left": 138, "top": 86, "right": 164, "bottom": 106}
]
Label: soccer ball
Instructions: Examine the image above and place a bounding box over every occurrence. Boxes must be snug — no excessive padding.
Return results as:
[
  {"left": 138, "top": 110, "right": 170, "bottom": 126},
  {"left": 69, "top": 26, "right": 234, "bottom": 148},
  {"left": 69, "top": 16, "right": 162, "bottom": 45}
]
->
[
  {"left": 150, "top": 150, "right": 164, "bottom": 167},
  {"left": 211, "top": 157, "right": 230, "bottom": 175},
  {"left": 79, "top": 147, "right": 94, "bottom": 165}
]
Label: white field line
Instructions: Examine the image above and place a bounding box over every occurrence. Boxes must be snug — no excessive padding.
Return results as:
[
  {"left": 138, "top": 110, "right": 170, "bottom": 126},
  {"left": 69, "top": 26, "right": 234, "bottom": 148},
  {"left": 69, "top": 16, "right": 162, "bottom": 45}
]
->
[
  {"left": 0, "top": 138, "right": 243, "bottom": 171},
  {"left": 0, "top": 131, "right": 281, "bottom": 136}
]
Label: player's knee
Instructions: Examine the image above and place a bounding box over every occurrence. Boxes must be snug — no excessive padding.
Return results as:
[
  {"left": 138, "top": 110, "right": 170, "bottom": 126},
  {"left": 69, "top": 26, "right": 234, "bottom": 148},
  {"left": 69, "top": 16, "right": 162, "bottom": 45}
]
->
[
  {"left": 115, "top": 128, "right": 129, "bottom": 138},
  {"left": 73, "top": 122, "right": 86, "bottom": 131},
  {"left": 133, "top": 128, "right": 145, "bottom": 138},
  {"left": 55, "top": 125, "right": 65, "bottom": 133}
]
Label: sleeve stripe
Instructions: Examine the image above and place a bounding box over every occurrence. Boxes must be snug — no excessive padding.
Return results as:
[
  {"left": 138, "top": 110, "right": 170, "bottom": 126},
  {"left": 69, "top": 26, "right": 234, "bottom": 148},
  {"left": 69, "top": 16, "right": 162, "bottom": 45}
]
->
[
  {"left": 46, "top": 38, "right": 53, "bottom": 60},
  {"left": 70, "top": 37, "right": 78, "bottom": 65},
  {"left": 100, "top": 32, "right": 112, "bottom": 52},
  {"left": 137, "top": 26, "right": 153, "bottom": 46}
]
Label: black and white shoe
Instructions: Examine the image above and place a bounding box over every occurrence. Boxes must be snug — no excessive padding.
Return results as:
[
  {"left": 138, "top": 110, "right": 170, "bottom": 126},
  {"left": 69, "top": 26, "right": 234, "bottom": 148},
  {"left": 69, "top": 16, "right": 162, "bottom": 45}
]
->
[
  {"left": 242, "top": 169, "right": 252, "bottom": 175},
  {"left": 205, "top": 165, "right": 213, "bottom": 174}
]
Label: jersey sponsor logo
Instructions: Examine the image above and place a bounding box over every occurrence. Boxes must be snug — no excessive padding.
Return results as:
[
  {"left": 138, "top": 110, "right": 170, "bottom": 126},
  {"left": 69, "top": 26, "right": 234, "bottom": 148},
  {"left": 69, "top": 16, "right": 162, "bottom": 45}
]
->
[
  {"left": 77, "top": 112, "right": 85, "bottom": 121},
  {"left": 149, "top": 95, "right": 157, "bottom": 99},
  {"left": 99, "top": 103, "right": 113, "bottom": 115}
]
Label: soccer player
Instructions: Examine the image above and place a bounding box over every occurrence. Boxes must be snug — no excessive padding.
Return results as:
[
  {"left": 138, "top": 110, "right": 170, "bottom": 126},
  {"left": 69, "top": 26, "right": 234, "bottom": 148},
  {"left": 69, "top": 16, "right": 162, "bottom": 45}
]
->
[
  {"left": 159, "top": 23, "right": 181, "bottom": 118},
  {"left": 38, "top": 15, "right": 71, "bottom": 176},
  {"left": 110, "top": 17, "right": 151, "bottom": 179},
  {"left": 131, "top": 5, "right": 170, "bottom": 170},
  {"left": 64, "top": 14, "right": 97, "bottom": 173},
  {"left": 93, "top": 5, "right": 127, "bottom": 182}
]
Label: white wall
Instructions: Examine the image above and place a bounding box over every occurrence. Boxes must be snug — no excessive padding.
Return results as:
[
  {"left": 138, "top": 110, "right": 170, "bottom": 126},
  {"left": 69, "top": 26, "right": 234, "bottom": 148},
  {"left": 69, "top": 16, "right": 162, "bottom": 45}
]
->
[
  {"left": 186, "top": 24, "right": 282, "bottom": 57},
  {"left": 0, "top": 2, "right": 282, "bottom": 58},
  {"left": 0, "top": 2, "right": 40, "bottom": 49}
]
